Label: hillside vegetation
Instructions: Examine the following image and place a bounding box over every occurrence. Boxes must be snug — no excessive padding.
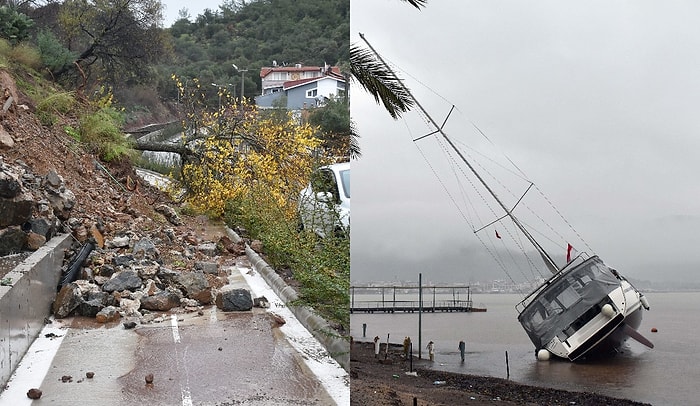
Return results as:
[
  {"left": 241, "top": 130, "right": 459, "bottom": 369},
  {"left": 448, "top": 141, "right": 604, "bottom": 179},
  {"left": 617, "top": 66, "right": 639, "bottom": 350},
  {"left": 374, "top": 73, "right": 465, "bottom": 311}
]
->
[
  {"left": 0, "top": 0, "right": 350, "bottom": 333},
  {"left": 16, "top": 0, "right": 349, "bottom": 124}
]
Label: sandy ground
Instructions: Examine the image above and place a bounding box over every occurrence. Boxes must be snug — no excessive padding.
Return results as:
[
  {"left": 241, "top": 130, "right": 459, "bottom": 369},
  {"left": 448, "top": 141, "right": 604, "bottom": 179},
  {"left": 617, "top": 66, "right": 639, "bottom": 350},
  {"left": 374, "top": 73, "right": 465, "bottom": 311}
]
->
[{"left": 350, "top": 341, "right": 651, "bottom": 406}]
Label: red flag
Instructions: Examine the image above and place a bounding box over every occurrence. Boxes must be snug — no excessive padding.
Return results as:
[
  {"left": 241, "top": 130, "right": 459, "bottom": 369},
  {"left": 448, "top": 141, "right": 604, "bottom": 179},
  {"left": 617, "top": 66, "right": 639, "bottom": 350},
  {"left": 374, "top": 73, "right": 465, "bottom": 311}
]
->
[
  {"left": 566, "top": 243, "right": 576, "bottom": 262},
  {"left": 495, "top": 230, "right": 501, "bottom": 239}
]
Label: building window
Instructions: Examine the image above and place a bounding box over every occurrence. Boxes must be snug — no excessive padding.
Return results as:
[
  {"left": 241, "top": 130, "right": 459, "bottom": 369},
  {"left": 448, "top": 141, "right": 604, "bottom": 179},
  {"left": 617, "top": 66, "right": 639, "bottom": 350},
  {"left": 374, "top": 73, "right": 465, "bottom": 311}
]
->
[{"left": 306, "top": 88, "right": 318, "bottom": 98}]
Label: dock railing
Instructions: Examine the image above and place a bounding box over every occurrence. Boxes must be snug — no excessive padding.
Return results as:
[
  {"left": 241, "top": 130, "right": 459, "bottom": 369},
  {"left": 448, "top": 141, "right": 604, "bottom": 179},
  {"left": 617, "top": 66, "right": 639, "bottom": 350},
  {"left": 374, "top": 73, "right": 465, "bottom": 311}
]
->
[{"left": 350, "top": 285, "right": 485, "bottom": 313}]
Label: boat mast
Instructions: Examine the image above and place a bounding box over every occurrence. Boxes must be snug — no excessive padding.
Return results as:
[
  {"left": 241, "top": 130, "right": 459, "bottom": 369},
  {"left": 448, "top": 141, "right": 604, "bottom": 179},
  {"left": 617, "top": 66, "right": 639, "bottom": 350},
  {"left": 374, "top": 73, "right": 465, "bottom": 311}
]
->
[{"left": 359, "top": 33, "right": 560, "bottom": 274}]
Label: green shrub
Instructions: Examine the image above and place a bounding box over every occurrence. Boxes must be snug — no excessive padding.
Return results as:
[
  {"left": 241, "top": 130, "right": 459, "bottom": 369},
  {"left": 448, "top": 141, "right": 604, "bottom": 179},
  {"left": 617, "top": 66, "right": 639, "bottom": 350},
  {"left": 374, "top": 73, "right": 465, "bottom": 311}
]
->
[
  {"left": 79, "top": 107, "right": 133, "bottom": 162},
  {"left": 0, "top": 37, "right": 11, "bottom": 59},
  {"left": 36, "top": 92, "right": 76, "bottom": 126},
  {"left": 63, "top": 125, "right": 80, "bottom": 141},
  {"left": 10, "top": 43, "right": 41, "bottom": 70},
  {"left": 224, "top": 188, "right": 350, "bottom": 332},
  {"left": 37, "top": 30, "right": 74, "bottom": 73},
  {"left": 0, "top": 6, "right": 34, "bottom": 45}
]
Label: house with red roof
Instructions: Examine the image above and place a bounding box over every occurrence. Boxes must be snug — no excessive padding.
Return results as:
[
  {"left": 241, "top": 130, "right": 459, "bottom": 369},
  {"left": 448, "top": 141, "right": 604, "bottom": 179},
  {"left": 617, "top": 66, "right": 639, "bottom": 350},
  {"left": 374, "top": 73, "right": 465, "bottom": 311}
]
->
[{"left": 255, "top": 63, "right": 346, "bottom": 110}]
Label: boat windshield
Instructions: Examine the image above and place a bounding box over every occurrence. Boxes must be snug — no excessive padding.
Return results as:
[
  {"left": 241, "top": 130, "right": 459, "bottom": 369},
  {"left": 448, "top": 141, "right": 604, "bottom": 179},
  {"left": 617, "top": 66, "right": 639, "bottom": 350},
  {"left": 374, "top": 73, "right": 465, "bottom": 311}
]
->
[{"left": 518, "top": 256, "right": 620, "bottom": 349}]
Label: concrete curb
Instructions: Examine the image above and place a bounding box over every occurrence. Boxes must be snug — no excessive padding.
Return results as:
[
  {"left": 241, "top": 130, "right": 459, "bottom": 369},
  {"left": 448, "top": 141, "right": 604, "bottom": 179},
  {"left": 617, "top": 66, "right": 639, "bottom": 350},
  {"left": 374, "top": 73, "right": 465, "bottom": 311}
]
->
[
  {"left": 226, "top": 228, "right": 350, "bottom": 371},
  {"left": 0, "top": 233, "right": 72, "bottom": 388}
]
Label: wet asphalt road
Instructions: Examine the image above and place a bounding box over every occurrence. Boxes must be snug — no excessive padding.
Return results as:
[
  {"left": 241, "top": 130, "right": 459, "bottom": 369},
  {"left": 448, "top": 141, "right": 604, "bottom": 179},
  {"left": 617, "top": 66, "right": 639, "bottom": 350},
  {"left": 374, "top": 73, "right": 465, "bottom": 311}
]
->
[
  {"left": 1, "top": 259, "right": 347, "bottom": 405},
  {"left": 31, "top": 308, "right": 333, "bottom": 405}
]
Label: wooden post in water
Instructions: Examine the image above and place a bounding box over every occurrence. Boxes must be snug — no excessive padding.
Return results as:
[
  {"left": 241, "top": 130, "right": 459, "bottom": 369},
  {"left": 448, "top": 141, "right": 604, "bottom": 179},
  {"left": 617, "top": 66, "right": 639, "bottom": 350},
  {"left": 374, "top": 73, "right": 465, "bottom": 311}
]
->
[
  {"left": 410, "top": 342, "right": 413, "bottom": 372},
  {"left": 505, "top": 351, "right": 510, "bottom": 380},
  {"left": 418, "top": 273, "right": 423, "bottom": 359},
  {"left": 385, "top": 333, "right": 390, "bottom": 360}
]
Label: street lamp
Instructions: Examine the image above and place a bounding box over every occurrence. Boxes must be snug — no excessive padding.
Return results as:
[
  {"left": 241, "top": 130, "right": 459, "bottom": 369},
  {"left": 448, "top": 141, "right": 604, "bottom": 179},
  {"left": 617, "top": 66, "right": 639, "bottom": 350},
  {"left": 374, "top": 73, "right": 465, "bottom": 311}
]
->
[
  {"left": 211, "top": 83, "right": 222, "bottom": 110},
  {"left": 211, "top": 83, "right": 234, "bottom": 110},
  {"left": 232, "top": 63, "right": 248, "bottom": 101}
]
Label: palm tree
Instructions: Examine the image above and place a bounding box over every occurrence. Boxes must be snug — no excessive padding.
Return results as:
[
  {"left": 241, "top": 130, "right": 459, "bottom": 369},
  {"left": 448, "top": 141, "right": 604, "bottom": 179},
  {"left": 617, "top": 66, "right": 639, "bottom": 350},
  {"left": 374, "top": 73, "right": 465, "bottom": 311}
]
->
[{"left": 349, "top": 0, "right": 427, "bottom": 157}]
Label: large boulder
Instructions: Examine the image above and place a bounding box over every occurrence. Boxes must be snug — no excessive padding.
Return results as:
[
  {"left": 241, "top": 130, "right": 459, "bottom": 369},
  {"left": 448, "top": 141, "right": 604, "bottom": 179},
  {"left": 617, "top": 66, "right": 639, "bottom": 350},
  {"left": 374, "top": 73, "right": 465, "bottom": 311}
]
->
[
  {"left": 0, "top": 226, "right": 27, "bottom": 256},
  {"left": 0, "top": 167, "right": 22, "bottom": 198},
  {"left": 102, "top": 270, "right": 143, "bottom": 292},
  {"left": 133, "top": 237, "right": 159, "bottom": 260},
  {"left": 215, "top": 288, "right": 253, "bottom": 312},
  {"left": 43, "top": 170, "right": 75, "bottom": 220},
  {"left": 53, "top": 283, "right": 82, "bottom": 318},
  {"left": 140, "top": 291, "right": 181, "bottom": 311},
  {"left": 155, "top": 204, "right": 182, "bottom": 226},
  {"left": 176, "top": 272, "right": 212, "bottom": 304},
  {"left": 0, "top": 190, "right": 33, "bottom": 228},
  {"left": 95, "top": 306, "right": 120, "bottom": 323}
]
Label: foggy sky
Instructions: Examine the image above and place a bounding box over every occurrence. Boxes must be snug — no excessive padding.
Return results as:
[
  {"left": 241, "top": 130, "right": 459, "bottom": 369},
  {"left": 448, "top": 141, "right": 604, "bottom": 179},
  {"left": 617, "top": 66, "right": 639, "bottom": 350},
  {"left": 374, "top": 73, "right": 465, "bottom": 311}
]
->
[
  {"left": 161, "top": 0, "right": 218, "bottom": 26},
  {"left": 350, "top": 1, "right": 700, "bottom": 286}
]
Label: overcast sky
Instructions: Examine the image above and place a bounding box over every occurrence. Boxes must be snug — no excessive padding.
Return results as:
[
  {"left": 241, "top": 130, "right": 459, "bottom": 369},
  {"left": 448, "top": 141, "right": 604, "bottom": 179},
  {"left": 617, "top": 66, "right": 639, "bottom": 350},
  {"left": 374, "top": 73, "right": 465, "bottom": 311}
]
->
[
  {"left": 161, "top": 0, "right": 220, "bottom": 26},
  {"left": 350, "top": 1, "right": 700, "bottom": 286}
]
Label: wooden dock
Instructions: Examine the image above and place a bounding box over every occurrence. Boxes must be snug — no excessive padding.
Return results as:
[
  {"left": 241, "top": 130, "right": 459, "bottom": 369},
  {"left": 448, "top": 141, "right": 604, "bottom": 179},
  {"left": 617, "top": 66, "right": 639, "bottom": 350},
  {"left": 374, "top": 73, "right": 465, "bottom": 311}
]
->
[{"left": 350, "top": 285, "right": 487, "bottom": 314}]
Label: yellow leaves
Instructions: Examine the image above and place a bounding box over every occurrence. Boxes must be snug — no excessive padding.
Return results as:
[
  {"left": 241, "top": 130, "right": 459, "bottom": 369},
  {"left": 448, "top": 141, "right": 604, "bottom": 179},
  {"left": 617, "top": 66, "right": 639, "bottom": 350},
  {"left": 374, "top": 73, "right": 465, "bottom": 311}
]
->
[{"left": 172, "top": 74, "right": 325, "bottom": 219}]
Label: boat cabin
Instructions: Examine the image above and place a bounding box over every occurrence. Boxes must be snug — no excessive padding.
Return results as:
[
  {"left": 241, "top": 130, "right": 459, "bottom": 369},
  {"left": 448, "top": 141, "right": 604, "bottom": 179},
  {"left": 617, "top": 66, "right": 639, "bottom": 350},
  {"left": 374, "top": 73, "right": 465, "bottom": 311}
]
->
[{"left": 517, "top": 256, "right": 621, "bottom": 350}]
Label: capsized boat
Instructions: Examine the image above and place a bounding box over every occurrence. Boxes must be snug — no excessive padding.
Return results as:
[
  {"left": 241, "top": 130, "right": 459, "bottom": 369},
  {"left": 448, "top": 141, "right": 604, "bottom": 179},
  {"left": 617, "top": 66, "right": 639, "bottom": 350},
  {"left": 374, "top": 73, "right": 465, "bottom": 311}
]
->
[
  {"left": 360, "top": 33, "right": 653, "bottom": 362},
  {"left": 517, "top": 254, "right": 652, "bottom": 361}
]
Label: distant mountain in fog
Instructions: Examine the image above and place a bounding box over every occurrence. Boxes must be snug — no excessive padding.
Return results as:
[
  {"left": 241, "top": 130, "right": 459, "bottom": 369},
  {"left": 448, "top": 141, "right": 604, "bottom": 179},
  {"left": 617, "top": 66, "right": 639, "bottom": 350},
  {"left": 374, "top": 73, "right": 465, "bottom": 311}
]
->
[{"left": 351, "top": 243, "right": 700, "bottom": 291}]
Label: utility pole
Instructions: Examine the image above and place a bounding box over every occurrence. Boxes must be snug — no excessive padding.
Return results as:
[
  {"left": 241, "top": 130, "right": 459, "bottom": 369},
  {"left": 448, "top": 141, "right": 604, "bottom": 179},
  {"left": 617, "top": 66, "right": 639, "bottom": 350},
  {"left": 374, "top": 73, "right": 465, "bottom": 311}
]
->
[
  {"left": 233, "top": 64, "right": 248, "bottom": 101},
  {"left": 211, "top": 83, "right": 222, "bottom": 110}
]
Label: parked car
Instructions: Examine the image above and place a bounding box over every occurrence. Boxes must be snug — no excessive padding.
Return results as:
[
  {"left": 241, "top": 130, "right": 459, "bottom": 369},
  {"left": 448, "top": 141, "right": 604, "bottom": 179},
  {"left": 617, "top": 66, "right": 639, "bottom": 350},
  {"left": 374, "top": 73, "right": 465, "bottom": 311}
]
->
[{"left": 298, "top": 162, "right": 350, "bottom": 238}]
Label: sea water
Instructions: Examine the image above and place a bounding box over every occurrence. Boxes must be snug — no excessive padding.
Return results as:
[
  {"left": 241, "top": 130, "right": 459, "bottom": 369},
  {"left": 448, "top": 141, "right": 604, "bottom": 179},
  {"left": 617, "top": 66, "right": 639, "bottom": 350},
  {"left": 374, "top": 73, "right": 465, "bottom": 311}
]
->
[{"left": 350, "top": 292, "right": 700, "bottom": 405}]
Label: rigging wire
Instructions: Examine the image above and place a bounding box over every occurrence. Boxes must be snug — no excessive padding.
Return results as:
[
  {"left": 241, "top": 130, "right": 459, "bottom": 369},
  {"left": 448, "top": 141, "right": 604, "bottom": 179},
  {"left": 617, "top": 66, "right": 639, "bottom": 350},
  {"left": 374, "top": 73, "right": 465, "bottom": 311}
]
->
[{"left": 378, "top": 47, "right": 588, "bottom": 289}]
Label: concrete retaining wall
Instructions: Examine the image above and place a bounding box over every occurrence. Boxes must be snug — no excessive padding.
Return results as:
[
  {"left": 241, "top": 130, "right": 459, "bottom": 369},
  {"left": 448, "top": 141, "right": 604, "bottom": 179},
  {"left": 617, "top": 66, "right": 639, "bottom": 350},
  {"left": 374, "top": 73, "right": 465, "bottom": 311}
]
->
[
  {"left": 0, "top": 233, "right": 72, "bottom": 388},
  {"left": 227, "top": 229, "right": 350, "bottom": 371}
]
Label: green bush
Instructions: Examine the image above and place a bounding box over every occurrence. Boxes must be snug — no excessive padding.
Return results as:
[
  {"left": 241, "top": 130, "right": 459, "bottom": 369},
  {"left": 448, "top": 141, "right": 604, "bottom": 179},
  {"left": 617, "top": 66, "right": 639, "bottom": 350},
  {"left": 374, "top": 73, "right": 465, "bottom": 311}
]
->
[
  {"left": 10, "top": 43, "right": 41, "bottom": 70},
  {"left": 0, "top": 6, "right": 34, "bottom": 45},
  {"left": 0, "top": 37, "right": 11, "bottom": 59},
  {"left": 36, "top": 92, "right": 76, "bottom": 126},
  {"left": 79, "top": 107, "right": 133, "bottom": 162},
  {"left": 224, "top": 188, "right": 350, "bottom": 332},
  {"left": 37, "top": 30, "right": 75, "bottom": 73}
]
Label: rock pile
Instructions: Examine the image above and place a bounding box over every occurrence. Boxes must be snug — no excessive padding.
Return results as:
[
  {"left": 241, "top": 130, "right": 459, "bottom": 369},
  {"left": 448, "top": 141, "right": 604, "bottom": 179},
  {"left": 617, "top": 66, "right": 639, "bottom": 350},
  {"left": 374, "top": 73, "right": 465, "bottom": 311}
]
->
[
  {"left": 0, "top": 156, "right": 75, "bottom": 255},
  {"left": 0, "top": 155, "right": 258, "bottom": 323},
  {"left": 53, "top": 230, "right": 256, "bottom": 323}
]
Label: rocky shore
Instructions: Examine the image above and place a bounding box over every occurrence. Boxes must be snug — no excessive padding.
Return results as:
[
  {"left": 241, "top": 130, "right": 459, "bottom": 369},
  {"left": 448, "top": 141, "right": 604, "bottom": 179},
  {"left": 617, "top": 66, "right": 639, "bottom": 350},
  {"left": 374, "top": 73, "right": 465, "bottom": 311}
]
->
[{"left": 350, "top": 341, "right": 651, "bottom": 406}]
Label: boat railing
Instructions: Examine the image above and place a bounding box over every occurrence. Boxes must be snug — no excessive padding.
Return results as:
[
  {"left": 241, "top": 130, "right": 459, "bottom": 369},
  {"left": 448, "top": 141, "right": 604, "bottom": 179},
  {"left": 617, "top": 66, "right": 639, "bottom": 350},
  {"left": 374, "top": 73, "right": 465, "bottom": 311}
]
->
[{"left": 515, "top": 252, "right": 592, "bottom": 314}]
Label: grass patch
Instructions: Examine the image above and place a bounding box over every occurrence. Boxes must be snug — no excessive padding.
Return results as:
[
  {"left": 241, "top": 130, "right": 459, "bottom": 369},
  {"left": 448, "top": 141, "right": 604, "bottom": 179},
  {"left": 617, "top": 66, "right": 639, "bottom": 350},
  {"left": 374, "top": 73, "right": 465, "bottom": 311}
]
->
[
  {"left": 36, "top": 92, "right": 75, "bottom": 125},
  {"left": 79, "top": 107, "right": 133, "bottom": 162},
  {"left": 224, "top": 189, "right": 349, "bottom": 333}
]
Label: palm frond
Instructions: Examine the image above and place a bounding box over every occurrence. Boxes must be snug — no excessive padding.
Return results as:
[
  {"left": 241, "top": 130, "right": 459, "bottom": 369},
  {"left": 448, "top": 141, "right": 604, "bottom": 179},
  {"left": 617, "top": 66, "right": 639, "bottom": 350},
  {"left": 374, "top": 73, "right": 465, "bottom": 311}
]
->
[
  {"left": 350, "top": 44, "right": 414, "bottom": 119},
  {"left": 349, "top": 119, "right": 361, "bottom": 159},
  {"left": 400, "top": 0, "right": 428, "bottom": 9}
]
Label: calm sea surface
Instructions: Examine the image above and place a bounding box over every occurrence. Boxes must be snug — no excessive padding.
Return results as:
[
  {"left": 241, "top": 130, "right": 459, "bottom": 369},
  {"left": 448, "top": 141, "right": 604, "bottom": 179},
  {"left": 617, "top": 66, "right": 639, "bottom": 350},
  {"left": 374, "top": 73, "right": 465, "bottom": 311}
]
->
[{"left": 350, "top": 292, "right": 699, "bottom": 405}]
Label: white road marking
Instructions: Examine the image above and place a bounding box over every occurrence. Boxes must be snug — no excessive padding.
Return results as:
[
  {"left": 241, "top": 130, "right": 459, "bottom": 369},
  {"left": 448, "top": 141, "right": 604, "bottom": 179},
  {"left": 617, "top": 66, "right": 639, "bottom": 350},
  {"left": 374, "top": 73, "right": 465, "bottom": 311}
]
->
[
  {"left": 0, "top": 319, "right": 68, "bottom": 405},
  {"left": 238, "top": 265, "right": 349, "bottom": 406},
  {"left": 181, "top": 388, "right": 193, "bottom": 406},
  {"left": 170, "top": 315, "right": 193, "bottom": 405},
  {"left": 171, "top": 314, "right": 181, "bottom": 343}
]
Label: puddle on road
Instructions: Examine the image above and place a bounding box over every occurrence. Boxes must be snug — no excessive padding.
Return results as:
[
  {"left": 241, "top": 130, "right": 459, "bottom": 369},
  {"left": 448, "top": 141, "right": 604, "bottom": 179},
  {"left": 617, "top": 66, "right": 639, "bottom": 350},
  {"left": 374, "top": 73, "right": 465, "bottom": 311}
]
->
[{"left": 118, "top": 309, "right": 334, "bottom": 405}]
